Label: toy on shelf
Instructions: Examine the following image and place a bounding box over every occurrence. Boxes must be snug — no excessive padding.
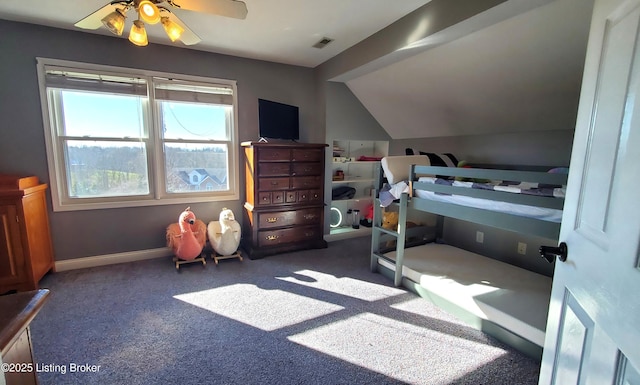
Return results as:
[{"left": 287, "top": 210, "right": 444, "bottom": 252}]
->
[
  {"left": 166, "top": 207, "right": 207, "bottom": 270},
  {"left": 207, "top": 208, "right": 243, "bottom": 265}
]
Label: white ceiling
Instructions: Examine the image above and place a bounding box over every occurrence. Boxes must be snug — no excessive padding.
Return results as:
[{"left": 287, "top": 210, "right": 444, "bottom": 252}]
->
[
  {"left": 345, "top": 0, "right": 594, "bottom": 138},
  {"left": 0, "top": 0, "right": 594, "bottom": 139},
  {"left": 0, "top": 0, "right": 431, "bottom": 68}
]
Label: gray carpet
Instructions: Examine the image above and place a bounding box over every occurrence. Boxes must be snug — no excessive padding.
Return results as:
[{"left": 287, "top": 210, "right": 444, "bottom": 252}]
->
[{"left": 30, "top": 236, "right": 540, "bottom": 385}]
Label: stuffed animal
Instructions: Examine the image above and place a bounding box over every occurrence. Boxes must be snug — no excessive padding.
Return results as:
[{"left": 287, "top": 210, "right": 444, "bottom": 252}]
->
[
  {"left": 207, "top": 208, "right": 241, "bottom": 256},
  {"left": 166, "top": 207, "right": 207, "bottom": 261},
  {"left": 381, "top": 209, "right": 421, "bottom": 248},
  {"left": 382, "top": 210, "right": 399, "bottom": 230}
]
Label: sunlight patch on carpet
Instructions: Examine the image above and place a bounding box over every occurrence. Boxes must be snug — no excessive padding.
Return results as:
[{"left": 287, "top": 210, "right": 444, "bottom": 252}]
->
[
  {"left": 275, "top": 269, "right": 406, "bottom": 301},
  {"left": 390, "top": 297, "right": 467, "bottom": 326},
  {"left": 288, "top": 312, "right": 508, "bottom": 385},
  {"left": 173, "top": 284, "right": 343, "bottom": 331}
]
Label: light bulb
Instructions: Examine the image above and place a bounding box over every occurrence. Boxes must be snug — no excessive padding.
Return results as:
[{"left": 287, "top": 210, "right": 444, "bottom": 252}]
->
[
  {"left": 161, "top": 16, "right": 184, "bottom": 42},
  {"left": 128, "top": 20, "right": 148, "bottom": 46},
  {"left": 138, "top": 0, "right": 161, "bottom": 25},
  {"left": 101, "top": 8, "right": 126, "bottom": 36}
]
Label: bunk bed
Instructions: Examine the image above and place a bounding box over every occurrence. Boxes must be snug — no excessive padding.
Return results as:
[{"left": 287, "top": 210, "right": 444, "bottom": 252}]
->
[{"left": 370, "top": 155, "right": 568, "bottom": 359}]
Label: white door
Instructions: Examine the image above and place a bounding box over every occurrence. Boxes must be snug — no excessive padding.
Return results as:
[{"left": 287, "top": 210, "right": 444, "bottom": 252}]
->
[{"left": 539, "top": 0, "right": 640, "bottom": 383}]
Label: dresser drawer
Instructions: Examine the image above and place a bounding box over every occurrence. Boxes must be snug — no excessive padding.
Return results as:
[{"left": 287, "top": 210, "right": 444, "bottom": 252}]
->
[
  {"left": 292, "top": 176, "right": 322, "bottom": 189},
  {"left": 258, "top": 177, "right": 290, "bottom": 191},
  {"left": 257, "top": 191, "right": 286, "bottom": 205},
  {"left": 292, "top": 162, "right": 322, "bottom": 176},
  {"left": 307, "top": 189, "right": 323, "bottom": 203},
  {"left": 258, "top": 190, "right": 322, "bottom": 206},
  {"left": 259, "top": 148, "right": 291, "bottom": 161},
  {"left": 258, "top": 225, "right": 322, "bottom": 247},
  {"left": 259, "top": 163, "right": 290, "bottom": 176},
  {"left": 258, "top": 208, "right": 323, "bottom": 229},
  {"left": 292, "top": 149, "right": 323, "bottom": 162},
  {"left": 294, "top": 189, "right": 323, "bottom": 203}
]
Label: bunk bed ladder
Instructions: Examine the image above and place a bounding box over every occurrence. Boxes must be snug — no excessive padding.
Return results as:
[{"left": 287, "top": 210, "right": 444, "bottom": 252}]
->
[{"left": 371, "top": 193, "right": 409, "bottom": 287}]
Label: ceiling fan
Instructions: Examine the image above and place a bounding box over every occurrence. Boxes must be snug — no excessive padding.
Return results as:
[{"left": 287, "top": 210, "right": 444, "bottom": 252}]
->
[{"left": 75, "top": 0, "right": 248, "bottom": 46}]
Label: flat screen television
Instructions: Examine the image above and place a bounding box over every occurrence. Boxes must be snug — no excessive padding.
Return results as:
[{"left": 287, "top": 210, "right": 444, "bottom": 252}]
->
[{"left": 258, "top": 99, "right": 299, "bottom": 140}]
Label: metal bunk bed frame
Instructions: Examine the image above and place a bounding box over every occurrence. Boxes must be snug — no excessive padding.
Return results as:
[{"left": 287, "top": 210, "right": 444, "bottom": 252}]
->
[{"left": 370, "top": 164, "right": 568, "bottom": 287}]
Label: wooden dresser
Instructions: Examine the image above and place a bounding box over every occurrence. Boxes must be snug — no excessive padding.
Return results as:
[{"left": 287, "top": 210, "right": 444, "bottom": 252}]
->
[
  {"left": 0, "top": 175, "right": 55, "bottom": 294},
  {"left": 242, "top": 141, "right": 328, "bottom": 259}
]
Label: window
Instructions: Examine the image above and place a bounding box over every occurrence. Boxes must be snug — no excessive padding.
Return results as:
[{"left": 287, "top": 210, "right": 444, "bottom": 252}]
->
[{"left": 36, "top": 58, "right": 239, "bottom": 211}]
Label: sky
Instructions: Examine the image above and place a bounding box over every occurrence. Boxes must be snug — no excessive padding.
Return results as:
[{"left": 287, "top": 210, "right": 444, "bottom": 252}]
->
[{"left": 61, "top": 90, "right": 229, "bottom": 142}]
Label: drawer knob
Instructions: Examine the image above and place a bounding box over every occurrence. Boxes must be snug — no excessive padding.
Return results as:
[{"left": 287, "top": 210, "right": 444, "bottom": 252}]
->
[
  {"left": 271, "top": 181, "right": 278, "bottom": 186},
  {"left": 305, "top": 231, "right": 315, "bottom": 237},
  {"left": 266, "top": 235, "right": 279, "bottom": 241},
  {"left": 266, "top": 217, "right": 278, "bottom": 223},
  {"left": 304, "top": 214, "right": 316, "bottom": 220}
]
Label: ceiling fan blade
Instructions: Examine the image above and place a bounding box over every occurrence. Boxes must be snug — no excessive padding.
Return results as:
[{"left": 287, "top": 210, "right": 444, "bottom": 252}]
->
[
  {"left": 75, "top": 3, "right": 121, "bottom": 30},
  {"left": 169, "top": 0, "right": 248, "bottom": 20},
  {"left": 164, "top": 12, "right": 202, "bottom": 45}
]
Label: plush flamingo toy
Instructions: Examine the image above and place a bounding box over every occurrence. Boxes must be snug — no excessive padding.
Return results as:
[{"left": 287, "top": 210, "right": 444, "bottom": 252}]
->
[{"left": 166, "top": 207, "right": 207, "bottom": 262}]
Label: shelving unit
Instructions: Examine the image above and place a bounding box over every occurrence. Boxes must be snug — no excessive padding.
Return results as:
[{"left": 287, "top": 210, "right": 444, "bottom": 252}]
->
[{"left": 328, "top": 140, "right": 388, "bottom": 240}]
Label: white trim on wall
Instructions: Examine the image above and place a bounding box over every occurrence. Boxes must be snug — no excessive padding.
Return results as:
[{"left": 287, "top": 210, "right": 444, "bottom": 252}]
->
[{"left": 55, "top": 247, "right": 172, "bottom": 272}]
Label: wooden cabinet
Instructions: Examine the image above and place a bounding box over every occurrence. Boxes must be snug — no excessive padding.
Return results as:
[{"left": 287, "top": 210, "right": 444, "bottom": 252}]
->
[
  {"left": 1, "top": 289, "right": 50, "bottom": 385},
  {"left": 0, "top": 175, "right": 55, "bottom": 294},
  {"left": 242, "top": 142, "right": 328, "bottom": 259}
]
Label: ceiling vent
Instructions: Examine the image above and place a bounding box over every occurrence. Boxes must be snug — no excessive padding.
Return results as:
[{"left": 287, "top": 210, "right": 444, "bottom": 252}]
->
[{"left": 313, "top": 37, "right": 334, "bottom": 49}]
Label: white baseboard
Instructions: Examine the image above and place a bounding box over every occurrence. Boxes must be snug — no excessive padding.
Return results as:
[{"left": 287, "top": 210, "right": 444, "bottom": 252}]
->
[
  {"left": 55, "top": 248, "right": 172, "bottom": 272},
  {"left": 325, "top": 226, "right": 372, "bottom": 242}
]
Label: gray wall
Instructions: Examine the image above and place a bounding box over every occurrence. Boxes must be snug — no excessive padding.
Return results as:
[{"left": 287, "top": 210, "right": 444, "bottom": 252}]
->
[
  {"left": 0, "top": 20, "right": 318, "bottom": 260},
  {"left": 325, "top": 82, "right": 389, "bottom": 141},
  {"left": 389, "top": 130, "right": 574, "bottom": 166},
  {"left": 443, "top": 219, "right": 557, "bottom": 277},
  {"left": 323, "top": 81, "right": 391, "bottom": 233}
]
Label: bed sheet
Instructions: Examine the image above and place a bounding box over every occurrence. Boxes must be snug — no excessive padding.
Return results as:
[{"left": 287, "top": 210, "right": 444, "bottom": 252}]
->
[{"left": 415, "top": 177, "right": 563, "bottom": 223}]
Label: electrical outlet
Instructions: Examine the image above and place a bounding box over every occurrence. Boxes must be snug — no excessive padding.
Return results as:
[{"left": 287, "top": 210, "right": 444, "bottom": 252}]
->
[
  {"left": 476, "top": 231, "right": 484, "bottom": 243},
  {"left": 517, "top": 242, "right": 527, "bottom": 255}
]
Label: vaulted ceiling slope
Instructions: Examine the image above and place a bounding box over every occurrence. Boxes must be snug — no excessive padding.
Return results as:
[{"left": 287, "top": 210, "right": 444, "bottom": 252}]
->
[{"left": 342, "top": 0, "right": 594, "bottom": 139}]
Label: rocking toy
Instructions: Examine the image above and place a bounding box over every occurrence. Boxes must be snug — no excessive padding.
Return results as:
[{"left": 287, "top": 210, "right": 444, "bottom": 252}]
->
[
  {"left": 207, "top": 208, "right": 243, "bottom": 265},
  {"left": 166, "top": 207, "right": 207, "bottom": 270}
]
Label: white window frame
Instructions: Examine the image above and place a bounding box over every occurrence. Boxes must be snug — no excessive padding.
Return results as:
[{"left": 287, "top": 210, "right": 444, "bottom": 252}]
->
[{"left": 36, "top": 58, "right": 239, "bottom": 212}]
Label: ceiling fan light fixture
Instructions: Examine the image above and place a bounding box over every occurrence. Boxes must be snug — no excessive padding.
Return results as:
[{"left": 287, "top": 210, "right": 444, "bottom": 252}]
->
[
  {"left": 101, "top": 8, "right": 126, "bottom": 36},
  {"left": 128, "top": 20, "right": 148, "bottom": 46},
  {"left": 161, "top": 16, "right": 184, "bottom": 42},
  {"left": 138, "top": 0, "right": 161, "bottom": 24}
]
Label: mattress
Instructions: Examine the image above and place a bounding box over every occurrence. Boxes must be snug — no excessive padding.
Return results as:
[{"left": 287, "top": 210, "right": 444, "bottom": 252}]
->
[
  {"left": 381, "top": 243, "right": 552, "bottom": 346},
  {"left": 415, "top": 177, "right": 563, "bottom": 223}
]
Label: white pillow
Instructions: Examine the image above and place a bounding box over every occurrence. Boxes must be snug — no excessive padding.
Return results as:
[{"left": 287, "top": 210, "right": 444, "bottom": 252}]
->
[{"left": 381, "top": 155, "right": 431, "bottom": 185}]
